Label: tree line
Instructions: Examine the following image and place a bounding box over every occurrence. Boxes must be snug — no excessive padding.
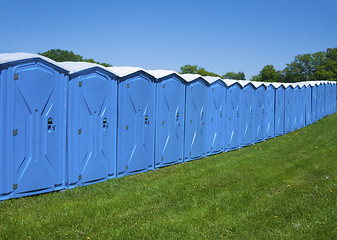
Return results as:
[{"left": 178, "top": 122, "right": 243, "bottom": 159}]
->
[
  {"left": 40, "top": 47, "right": 337, "bottom": 82},
  {"left": 251, "top": 47, "right": 337, "bottom": 82},
  {"left": 39, "top": 49, "right": 112, "bottom": 67}
]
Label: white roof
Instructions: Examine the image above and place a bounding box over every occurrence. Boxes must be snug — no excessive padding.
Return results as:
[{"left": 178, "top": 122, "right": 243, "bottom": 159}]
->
[
  {"left": 271, "top": 82, "right": 284, "bottom": 88},
  {"left": 203, "top": 76, "right": 224, "bottom": 85},
  {"left": 250, "top": 81, "right": 265, "bottom": 88},
  {"left": 59, "top": 61, "right": 109, "bottom": 74},
  {"left": 107, "top": 66, "right": 144, "bottom": 78},
  {"left": 223, "top": 79, "right": 240, "bottom": 87},
  {"left": 0, "top": 52, "right": 66, "bottom": 71},
  {"left": 237, "top": 80, "right": 252, "bottom": 87},
  {"left": 146, "top": 69, "right": 178, "bottom": 79},
  {"left": 179, "top": 73, "right": 208, "bottom": 83}
]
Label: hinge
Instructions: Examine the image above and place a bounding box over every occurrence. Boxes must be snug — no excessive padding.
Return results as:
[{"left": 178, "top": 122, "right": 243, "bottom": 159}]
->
[
  {"left": 78, "top": 129, "right": 82, "bottom": 135},
  {"left": 14, "top": 74, "right": 18, "bottom": 80},
  {"left": 127, "top": 83, "right": 130, "bottom": 89},
  {"left": 125, "top": 165, "right": 128, "bottom": 170},
  {"left": 79, "top": 81, "right": 82, "bottom": 87},
  {"left": 13, "top": 129, "right": 18, "bottom": 136},
  {"left": 78, "top": 175, "right": 82, "bottom": 180},
  {"left": 163, "top": 84, "right": 165, "bottom": 89},
  {"left": 162, "top": 121, "right": 164, "bottom": 125},
  {"left": 13, "top": 184, "right": 17, "bottom": 190},
  {"left": 126, "top": 125, "right": 129, "bottom": 130}
]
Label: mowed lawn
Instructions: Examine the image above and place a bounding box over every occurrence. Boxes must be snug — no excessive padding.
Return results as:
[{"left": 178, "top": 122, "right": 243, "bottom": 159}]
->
[{"left": 1, "top": 114, "right": 337, "bottom": 239}]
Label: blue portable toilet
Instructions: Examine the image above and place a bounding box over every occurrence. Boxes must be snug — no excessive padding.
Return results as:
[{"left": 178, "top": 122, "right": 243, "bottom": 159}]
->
[
  {"left": 60, "top": 62, "right": 118, "bottom": 187},
  {"left": 284, "top": 84, "right": 295, "bottom": 133},
  {"left": 298, "top": 84, "right": 306, "bottom": 129},
  {"left": 254, "top": 83, "right": 266, "bottom": 142},
  {"left": 182, "top": 74, "right": 209, "bottom": 161},
  {"left": 204, "top": 76, "right": 226, "bottom": 155},
  {"left": 302, "top": 82, "right": 312, "bottom": 126},
  {"left": 274, "top": 83, "right": 285, "bottom": 136},
  {"left": 292, "top": 84, "right": 301, "bottom": 130},
  {"left": 109, "top": 67, "right": 156, "bottom": 177},
  {"left": 322, "top": 82, "right": 327, "bottom": 117},
  {"left": 330, "top": 82, "right": 335, "bottom": 114},
  {"left": 311, "top": 82, "right": 318, "bottom": 122},
  {"left": 238, "top": 80, "right": 255, "bottom": 147},
  {"left": 223, "top": 80, "right": 242, "bottom": 151},
  {"left": 264, "top": 83, "right": 275, "bottom": 139},
  {"left": 317, "top": 82, "right": 324, "bottom": 120},
  {"left": 147, "top": 70, "right": 186, "bottom": 168},
  {"left": 332, "top": 81, "right": 336, "bottom": 114},
  {"left": 0, "top": 53, "right": 68, "bottom": 199}
]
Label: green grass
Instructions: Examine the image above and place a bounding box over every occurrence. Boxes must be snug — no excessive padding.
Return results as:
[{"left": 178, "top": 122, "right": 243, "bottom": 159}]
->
[{"left": 1, "top": 114, "right": 337, "bottom": 239}]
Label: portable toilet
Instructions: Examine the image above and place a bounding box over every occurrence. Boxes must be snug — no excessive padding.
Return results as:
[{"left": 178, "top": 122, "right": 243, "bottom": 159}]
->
[
  {"left": 204, "top": 76, "right": 226, "bottom": 155},
  {"left": 238, "top": 80, "right": 255, "bottom": 147},
  {"left": 297, "top": 83, "right": 306, "bottom": 129},
  {"left": 292, "top": 84, "right": 301, "bottom": 130},
  {"left": 317, "top": 82, "right": 324, "bottom": 120},
  {"left": 108, "top": 67, "right": 156, "bottom": 177},
  {"left": 274, "top": 83, "right": 285, "bottom": 136},
  {"left": 311, "top": 82, "right": 318, "bottom": 122},
  {"left": 284, "top": 83, "right": 294, "bottom": 133},
  {"left": 303, "top": 82, "right": 312, "bottom": 126},
  {"left": 224, "top": 80, "right": 242, "bottom": 151},
  {"left": 147, "top": 70, "right": 186, "bottom": 168},
  {"left": 254, "top": 82, "right": 266, "bottom": 142},
  {"left": 264, "top": 83, "right": 275, "bottom": 139},
  {"left": 331, "top": 81, "right": 336, "bottom": 114},
  {"left": 59, "top": 62, "right": 117, "bottom": 187},
  {"left": 0, "top": 53, "right": 68, "bottom": 199},
  {"left": 181, "top": 74, "right": 209, "bottom": 161}
]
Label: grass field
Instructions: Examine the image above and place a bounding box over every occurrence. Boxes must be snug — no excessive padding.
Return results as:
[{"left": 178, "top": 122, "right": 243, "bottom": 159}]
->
[{"left": 1, "top": 114, "right": 337, "bottom": 239}]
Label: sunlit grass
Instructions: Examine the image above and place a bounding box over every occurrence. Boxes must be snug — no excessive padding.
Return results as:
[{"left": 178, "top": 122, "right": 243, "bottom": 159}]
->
[{"left": 1, "top": 113, "right": 336, "bottom": 239}]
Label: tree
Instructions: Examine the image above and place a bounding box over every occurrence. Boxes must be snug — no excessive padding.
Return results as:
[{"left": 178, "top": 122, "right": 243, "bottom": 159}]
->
[
  {"left": 39, "top": 49, "right": 112, "bottom": 67},
  {"left": 179, "top": 64, "right": 198, "bottom": 74},
  {"left": 282, "top": 51, "right": 326, "bottom": 82},
  {"left": 222, "top": 71, "right": 246, "bottom": 80},
  {"left": 314, "top": 47, "right": 337, "bottom": 81},
  {"left": 251, "top": 65, "right": 282, "bottom": 82}
]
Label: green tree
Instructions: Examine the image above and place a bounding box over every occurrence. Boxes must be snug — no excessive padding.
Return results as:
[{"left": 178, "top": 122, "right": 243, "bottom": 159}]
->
[
  {"left": 222, "top": 71, "right": 245, "bottom": 80},
  {"left": 314, "top": 47, "right": 337, "bottom": 81},
  {"left": 251, "top": 65, "right": 282, "bottom": 82},
  {"left": 179, "top": 64, "right": 199, "bottom": 74},
  {"left": 283, "top": 51, "right": 326, "bottom": 82},
  {"left": 39, "top": 49, "right": 112, "bottom": 67}
]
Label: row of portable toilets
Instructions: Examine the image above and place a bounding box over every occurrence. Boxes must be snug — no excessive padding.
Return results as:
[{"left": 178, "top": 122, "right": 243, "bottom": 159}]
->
[{"left": 0, "top": 53, "right": 336, "bottom": 201}]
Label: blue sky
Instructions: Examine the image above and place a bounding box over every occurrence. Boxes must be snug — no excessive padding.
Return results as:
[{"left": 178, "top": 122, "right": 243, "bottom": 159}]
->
[{"left": 1, "top": 0, "right": 337, "bottom": 79}]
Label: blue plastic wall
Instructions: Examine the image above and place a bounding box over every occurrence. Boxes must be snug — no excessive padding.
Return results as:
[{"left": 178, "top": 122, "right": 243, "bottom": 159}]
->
[
  {"left": 207, "top": 81, "right": 226, "bottom": 155},
  {"left": 285, "top": 86, "right": 294, "bottom": 133},
  {"left": 265, "top": 85, "right": 275, "bottom": 139},
  {"left": 298, "top": 87, "right": 306, "bottom": 128},
  {"left": 332, "top": 83, "right": 337, "bottom": 113},
  {"left": 0, "top": 65, "right": 5, "bottom": 200},
  {"left": 275, "top": 86, "right": 285, "bottom": 136},
  {"left": 304, "top": 86, "right": 312, "bottom": 125},
  {"left": 225, "top": 83, "right": 241, "bottom": 151},
  {"left": 317, "top": 84, "right": 324, "bottom": 120},
  {"left": 311, "top": 85, "right": 318, "bottom": 122},
  {"left": 155, "top": 74, "right": 185, "bottom": 167},
  {"left": 184, "top": 79, "right": 209, "bottom": 161},
  {"left": 293, "top": 86, "right": 300, "bottom": 130},
  {"left": 1, "top": 59, "right": 68, "bottom": 199},
  {"left": 255, "top": 85, "right": 266, "bottom": 142},
  {"left": 67, "top": 68, "right": 117, "bottom": 187},
  {"left": 240, "top": 84, "right": 255, "bottom": 147},
  {"left": 117, "top": 71, "right": 156, "bottom": 177}
]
